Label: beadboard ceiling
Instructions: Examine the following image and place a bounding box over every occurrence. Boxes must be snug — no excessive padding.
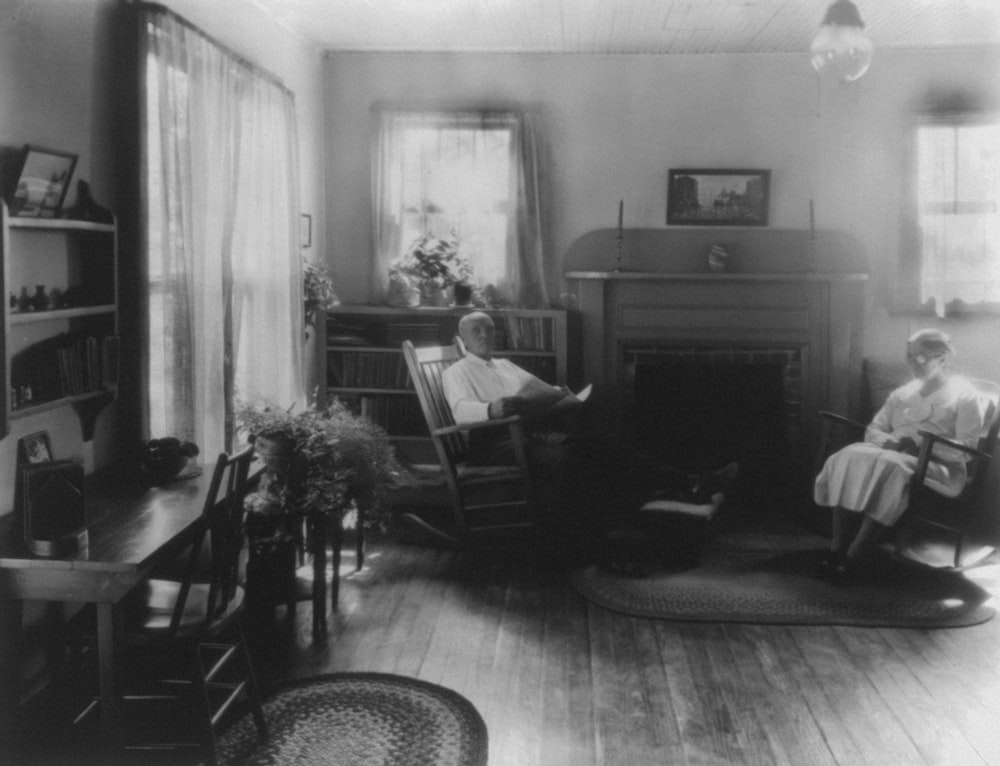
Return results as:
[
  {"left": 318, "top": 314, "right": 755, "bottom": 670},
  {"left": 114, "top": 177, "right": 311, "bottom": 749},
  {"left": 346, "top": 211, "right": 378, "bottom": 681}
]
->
[{"left": 249, "top": 0, "right": 1000, "bottom": 54}]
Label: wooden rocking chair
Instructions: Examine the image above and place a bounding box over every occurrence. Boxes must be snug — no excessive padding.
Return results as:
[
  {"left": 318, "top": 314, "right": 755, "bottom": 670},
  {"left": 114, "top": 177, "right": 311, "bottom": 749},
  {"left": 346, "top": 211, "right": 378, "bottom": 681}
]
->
[{"left": 400, "top": 340, "right": 539, "bottom": 545}]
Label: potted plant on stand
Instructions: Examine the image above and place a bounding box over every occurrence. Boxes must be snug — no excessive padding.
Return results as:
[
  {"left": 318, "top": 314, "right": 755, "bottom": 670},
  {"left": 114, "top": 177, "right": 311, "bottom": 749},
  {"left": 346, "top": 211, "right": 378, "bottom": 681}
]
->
[
  {"left": 236, "top": 398, "right": 411, "bottom": 632},
  {"left": 388, "top": 233, "right": 473, "bottom": 307},
  {"left": 303, "top": 257, "right": 340, "bottom": 330}
]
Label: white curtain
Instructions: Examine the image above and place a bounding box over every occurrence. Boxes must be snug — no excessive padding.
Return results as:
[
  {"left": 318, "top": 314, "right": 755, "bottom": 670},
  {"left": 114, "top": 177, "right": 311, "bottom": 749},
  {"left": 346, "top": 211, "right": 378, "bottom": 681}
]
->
[
  {"left": 371, "top": 110, "right": 550, "bottom": 307},
  {"left": 142, "top": 7, "right": 304, "bottom": 456}
]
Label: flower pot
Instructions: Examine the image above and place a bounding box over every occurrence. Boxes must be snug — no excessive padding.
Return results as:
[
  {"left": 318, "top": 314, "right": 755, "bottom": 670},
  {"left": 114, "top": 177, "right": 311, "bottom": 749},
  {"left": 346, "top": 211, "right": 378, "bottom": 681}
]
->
[
  {"left": 453, "top": 282, "right": 473, "bottom": 306},
  {"left": 420, "top": 285, "right": 450, "bottom": 307},
  {"left": 387, "top": 278, "right": 420, "bottom": 307},
  {"left": 254, "top": 434, "right": 295, "bottom": 486}
]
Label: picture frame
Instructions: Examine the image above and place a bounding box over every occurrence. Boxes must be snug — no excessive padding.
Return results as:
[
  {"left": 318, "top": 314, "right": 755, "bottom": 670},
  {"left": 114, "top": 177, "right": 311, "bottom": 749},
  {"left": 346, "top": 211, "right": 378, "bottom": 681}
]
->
[
  {"left": 9, "top": 144, "right": 78, "bottom": 218},
  {"left": 18, "top": 460, "right": 87, "bottom": 557},
  {"left": 18, "top": 430, "right": 53, "bottom": 464},
  {"left": 300, "top": 213, "right": 312, "bottom": 248},
  {"left": 667, "top": 168, "right": 770, "bottom": 226}
]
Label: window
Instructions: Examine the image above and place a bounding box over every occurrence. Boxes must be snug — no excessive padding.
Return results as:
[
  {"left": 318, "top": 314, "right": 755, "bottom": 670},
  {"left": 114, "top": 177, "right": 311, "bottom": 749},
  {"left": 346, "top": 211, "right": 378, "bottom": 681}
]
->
[
  {"left": 914, "top": 117, "right": 1000, "bottom": 313},
  {"left": 143, "top": 8, "right": 304, "bottom": 456},
  {"left": 373, "top": 110, "right": 549, "bottom": 307},
  {"left": 394, "top": 115, "right": 513, "bottom": 288}
]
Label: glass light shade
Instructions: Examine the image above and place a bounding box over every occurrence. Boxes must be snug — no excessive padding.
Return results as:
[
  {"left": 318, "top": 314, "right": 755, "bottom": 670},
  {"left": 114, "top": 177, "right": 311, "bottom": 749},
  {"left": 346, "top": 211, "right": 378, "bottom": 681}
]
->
[{"left": 810, "top": 24, "right": 873, "bottom": 83}]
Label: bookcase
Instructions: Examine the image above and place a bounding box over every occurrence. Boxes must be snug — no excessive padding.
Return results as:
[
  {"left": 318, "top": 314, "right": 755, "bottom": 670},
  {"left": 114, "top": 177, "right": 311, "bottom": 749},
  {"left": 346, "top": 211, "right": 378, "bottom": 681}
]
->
[
  {"left": 318, "top": 305, "right": 577, "bottom": 463},
  {"left": 1, "top": 203, "right": 119, "bottom": 440}
]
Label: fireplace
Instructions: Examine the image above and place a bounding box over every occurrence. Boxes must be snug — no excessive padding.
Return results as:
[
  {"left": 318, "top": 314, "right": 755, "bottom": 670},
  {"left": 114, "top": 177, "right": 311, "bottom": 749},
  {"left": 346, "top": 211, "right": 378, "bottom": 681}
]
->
[
  {"left": 625, "top": 344, "right": 803, "bottom": 515},
  {"left": 565, "top": 269, "right": 869, "bottom": 512}
]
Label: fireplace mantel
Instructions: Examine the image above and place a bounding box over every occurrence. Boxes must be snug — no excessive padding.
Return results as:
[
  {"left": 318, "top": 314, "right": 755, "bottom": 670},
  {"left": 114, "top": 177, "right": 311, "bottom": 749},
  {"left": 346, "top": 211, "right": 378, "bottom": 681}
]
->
[
  {"left": 565, "top": 270, "right": 868, "bottom": 282},
  {"left": 565, "top": 269, "right": 869, "bottom": 451}
]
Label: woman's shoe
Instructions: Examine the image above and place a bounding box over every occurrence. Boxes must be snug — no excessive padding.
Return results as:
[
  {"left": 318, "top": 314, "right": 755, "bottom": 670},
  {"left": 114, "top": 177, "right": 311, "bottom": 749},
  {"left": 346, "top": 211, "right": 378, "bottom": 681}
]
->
[
  {"left": 826, "top": 556, "right": 871, "bottom": 586},
  {"left": 815, "top": 550, "right": 843, "bottom": 580}
]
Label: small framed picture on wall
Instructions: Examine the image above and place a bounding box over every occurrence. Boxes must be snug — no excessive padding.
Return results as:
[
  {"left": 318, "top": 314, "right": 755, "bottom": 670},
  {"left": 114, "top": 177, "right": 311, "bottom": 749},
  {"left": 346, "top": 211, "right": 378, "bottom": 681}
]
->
[{"left": 18, "top": 430, "right": 53, "bottom": 464}]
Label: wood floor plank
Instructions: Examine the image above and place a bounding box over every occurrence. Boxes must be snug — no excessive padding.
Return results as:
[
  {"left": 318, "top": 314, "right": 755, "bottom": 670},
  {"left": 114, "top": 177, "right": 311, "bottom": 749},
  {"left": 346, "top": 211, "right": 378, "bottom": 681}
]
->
[
  {"left": 792, "top": 626, "right": 926, "bottom": 765},
  {"left": 754, "top": 626, "right": 869, "bottom": 765},
  {"left": 482, "top": 554, "right": 535, "bottom": 766},
  {"left": 240, "top": 531, "right": 1000, "bottom": 766},
  {"left": 878, "top": 626, "right": 1000, "bottom": 765},
  {"left": 677, "top": 624, "right": 784, "bottom": 766},
  {"left": 835, "top": 626, "right": 988, "bottom": 765},
  {"left": 722, "top": 624, "right": 836, "bottom": 766},
  {"left": 626, "top": 616, "right": 690, "bottom": 764}
]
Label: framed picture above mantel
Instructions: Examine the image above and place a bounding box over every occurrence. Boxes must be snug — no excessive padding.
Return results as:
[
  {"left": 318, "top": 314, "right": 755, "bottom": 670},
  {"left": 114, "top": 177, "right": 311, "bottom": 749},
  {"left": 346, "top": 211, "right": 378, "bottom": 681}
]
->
[{"left": 667, "top": 168, "right": 770, "bottom": 227}]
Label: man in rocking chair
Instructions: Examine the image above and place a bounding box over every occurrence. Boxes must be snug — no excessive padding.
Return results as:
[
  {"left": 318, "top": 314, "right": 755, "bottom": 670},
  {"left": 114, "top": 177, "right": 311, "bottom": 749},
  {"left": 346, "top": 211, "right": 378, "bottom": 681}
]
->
[{"left": 443, "top": 311, "right": 738, "bottom": 562}]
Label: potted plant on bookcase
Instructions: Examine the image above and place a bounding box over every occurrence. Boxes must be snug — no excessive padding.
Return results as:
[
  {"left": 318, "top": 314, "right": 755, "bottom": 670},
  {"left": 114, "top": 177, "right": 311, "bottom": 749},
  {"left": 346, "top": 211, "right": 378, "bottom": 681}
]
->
[{"left": 387, "top": 233, "right": 473, "bottom": 307}]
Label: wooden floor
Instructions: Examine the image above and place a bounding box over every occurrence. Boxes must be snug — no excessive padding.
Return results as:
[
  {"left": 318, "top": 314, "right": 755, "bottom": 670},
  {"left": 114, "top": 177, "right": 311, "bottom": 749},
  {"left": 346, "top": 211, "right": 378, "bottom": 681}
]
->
[{"left": 245, "top": 513, "right": 1000, "bottom": 766}]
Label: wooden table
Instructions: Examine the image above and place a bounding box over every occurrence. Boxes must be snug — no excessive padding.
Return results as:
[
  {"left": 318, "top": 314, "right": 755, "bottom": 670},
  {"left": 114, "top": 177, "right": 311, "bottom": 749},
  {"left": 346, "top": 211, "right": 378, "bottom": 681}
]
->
[{"left": 0, "top": 465, "right": 221, "bottom": 753}]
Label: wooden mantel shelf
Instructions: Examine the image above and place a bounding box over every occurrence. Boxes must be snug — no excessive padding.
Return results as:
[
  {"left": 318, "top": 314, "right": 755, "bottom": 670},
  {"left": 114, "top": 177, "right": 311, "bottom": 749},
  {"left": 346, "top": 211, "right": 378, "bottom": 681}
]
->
[{"left": 565, "top": 270, "right": 868, "bottom": 282}]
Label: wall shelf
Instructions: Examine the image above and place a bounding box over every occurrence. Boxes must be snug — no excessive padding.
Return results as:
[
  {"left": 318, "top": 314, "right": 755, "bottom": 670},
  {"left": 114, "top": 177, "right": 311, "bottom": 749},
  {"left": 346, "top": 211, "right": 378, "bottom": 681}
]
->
[{"left": 1, "top": 204, "right": 119, "bottom": 440}]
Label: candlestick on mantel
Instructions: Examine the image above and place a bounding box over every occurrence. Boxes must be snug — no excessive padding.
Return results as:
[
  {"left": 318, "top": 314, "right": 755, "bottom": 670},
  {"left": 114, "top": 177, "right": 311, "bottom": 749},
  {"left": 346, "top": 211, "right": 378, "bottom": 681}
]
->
[{"left": 616, "top": 199, "right": 625, "bottom": 271}]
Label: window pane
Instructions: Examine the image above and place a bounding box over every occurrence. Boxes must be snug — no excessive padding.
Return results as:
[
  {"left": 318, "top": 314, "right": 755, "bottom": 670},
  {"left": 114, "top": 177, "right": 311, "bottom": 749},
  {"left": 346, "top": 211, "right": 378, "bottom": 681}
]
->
[
  {"left": 956, "top": 123, "right": 1000, "bottom": 205},
  {"left": 916, "top": 119, "right": 1000, "bottom": 309},
  {"left": 917, "top": 126, "right": 955, "bottom": 210},
  {"left": 395, "top": 120, "right": 513, "bottom": 288}
]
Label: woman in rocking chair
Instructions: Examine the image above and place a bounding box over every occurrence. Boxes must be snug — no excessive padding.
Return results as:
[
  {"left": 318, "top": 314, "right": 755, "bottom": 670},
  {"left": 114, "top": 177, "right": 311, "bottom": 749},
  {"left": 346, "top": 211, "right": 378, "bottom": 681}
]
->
[{"left": 814, "top": 329, "right": 986, "bottom": 584}]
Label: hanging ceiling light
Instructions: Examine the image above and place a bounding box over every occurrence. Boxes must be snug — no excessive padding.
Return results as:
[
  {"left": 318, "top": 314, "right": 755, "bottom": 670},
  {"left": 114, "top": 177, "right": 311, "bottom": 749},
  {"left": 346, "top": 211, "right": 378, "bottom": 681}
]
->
[{"left": 810, "top": 0, "right": 873, "bottom": 84}]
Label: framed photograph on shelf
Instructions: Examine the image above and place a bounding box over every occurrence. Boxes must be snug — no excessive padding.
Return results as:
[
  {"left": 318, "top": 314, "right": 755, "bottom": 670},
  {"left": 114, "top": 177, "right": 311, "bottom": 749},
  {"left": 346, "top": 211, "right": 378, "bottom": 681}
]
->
[
  {"left": 18, "top": 430, "right": 53, "bottom": 464},
  {"left": 667, "top": 168, "right": 770, "bottom": 226},
  {"left": 9, "top": 145, "right": 78, "bottom": 218}
]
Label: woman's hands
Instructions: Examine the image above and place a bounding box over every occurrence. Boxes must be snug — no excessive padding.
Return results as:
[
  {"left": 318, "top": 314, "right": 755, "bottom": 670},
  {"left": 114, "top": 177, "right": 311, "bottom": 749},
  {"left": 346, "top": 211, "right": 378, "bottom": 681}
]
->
[{"left": 884, "top": 436, "right": 919, "bottom": 455}]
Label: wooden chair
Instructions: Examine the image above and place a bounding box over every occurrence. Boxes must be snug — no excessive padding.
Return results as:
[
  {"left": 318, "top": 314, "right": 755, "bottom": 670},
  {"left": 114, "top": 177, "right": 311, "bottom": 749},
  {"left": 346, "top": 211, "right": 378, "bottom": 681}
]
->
[
  {"left": 401, "top": 340, "right": 538, "bottom": 544},
  {"left": 898, "top": 379, "right": 1000, "bottom": 568},
  {"left": 816, "top": 377, "right": 1000, "bottom": 569},
  {"left": 117, "top": 446, "right": 267, "bottom": 761}
]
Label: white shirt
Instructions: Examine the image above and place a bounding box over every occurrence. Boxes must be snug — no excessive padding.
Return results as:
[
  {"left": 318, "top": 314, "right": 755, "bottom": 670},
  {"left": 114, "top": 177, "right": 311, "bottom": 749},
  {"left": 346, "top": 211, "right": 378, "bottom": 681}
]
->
[{"left": 442, "top": 354, "right": 551, "bottom": 424}]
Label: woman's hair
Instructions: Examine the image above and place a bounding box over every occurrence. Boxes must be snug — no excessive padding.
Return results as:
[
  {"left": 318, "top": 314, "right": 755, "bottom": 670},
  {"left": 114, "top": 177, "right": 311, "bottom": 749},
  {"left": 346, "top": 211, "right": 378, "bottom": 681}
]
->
[{"left": 908, "top": 328, "right": 956, "bottom": 359}]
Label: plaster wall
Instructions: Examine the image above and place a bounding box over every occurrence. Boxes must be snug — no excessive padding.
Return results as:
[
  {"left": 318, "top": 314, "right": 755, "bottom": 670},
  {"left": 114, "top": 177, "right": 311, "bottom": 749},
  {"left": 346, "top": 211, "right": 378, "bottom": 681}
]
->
[{"left": 323, "top": 48, "right": 1000, "bottom": 379}]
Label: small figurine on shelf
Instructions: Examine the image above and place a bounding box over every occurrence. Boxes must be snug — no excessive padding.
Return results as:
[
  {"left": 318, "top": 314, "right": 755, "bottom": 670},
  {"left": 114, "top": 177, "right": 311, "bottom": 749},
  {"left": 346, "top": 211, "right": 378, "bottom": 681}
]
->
[{"left": 30, "top": 286, "right": 49, "bottom": 312}]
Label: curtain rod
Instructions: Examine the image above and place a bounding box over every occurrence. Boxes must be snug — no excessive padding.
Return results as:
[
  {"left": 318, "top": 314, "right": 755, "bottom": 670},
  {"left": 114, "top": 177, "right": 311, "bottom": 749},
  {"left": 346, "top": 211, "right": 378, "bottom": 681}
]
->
[{"left": 138, "top": 2, "right": 294, "bottom": 97}]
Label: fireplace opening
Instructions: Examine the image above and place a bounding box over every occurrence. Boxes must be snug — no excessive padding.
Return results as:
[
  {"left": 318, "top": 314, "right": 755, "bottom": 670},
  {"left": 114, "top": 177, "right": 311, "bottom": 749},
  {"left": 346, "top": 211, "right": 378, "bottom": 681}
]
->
[{"left": 628, "top": 347, "right": 801, "bottom": 518}]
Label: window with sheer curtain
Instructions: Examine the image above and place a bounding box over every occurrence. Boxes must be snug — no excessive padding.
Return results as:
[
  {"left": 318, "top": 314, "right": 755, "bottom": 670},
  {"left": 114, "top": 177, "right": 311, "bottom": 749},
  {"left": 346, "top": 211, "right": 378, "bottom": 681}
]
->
[
  {"left": 911, "top": 116, "right": 1000, "bottom": 315},
  {"left": 142, "top": 7, "right": 304, "bottom": 457},
  {"left": 372, "top": 110, "right": 549, "bottom": 308}
]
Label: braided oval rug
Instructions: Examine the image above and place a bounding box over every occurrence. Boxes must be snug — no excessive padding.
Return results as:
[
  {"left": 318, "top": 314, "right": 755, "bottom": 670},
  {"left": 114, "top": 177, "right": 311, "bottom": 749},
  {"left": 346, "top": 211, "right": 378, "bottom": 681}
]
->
[
  {"left": 571, "top": 545, "right": 997, "bottom": 628},
  {"left": 214, "top": 673, "right": 488, "bottom": 766}
]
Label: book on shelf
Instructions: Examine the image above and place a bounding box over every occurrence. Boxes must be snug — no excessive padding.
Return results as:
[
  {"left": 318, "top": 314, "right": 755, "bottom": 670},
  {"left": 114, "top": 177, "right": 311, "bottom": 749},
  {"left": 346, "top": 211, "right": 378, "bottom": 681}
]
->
[
  {"left": 501, "top": 315, "right": 553, "bottom": 351},
  {"left": 328, "top": 350, "right": 409, "bottom": 388},
  {"left": 10, "top": 333, "right": 119, "bottom": 407},
  {"left": 384, "top": 322, "right": 441, "bottom": 348}
]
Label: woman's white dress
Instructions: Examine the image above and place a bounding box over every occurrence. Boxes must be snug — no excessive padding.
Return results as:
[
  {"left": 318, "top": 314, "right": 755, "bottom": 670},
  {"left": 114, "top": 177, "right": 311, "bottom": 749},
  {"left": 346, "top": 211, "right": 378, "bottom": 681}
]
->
[{"left": 814, "top": 376, "right": 986, "bottom": 526}]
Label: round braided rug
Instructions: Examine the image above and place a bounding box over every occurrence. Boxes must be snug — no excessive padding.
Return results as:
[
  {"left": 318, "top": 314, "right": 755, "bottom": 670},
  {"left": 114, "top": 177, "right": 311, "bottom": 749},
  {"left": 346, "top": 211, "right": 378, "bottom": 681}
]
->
[
  {"left": 571, "top": 546, "right": 996, "bottom": 628},
  {"left": 215, "top": 673, "right": 488, "bottom": 766}
]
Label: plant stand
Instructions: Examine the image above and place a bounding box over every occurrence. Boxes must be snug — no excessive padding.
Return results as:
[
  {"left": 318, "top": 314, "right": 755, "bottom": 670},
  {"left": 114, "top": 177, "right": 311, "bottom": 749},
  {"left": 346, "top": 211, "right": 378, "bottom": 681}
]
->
[{"left": 245, "top": 513, "right": 298, "bottom": 614}]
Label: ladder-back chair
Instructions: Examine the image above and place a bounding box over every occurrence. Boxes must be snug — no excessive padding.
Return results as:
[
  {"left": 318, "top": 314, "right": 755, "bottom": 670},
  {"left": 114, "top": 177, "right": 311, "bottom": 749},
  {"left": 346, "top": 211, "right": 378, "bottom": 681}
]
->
[
  {"left": 401, "top": 340, "right": 538, "bottom": 542},
  {"left": 119, "top": 445, "right": 267, "bottom": 761}
]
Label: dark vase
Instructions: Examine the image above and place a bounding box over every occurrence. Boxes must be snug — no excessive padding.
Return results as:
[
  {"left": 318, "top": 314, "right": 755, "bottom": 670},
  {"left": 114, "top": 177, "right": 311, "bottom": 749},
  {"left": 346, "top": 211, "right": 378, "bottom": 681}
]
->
[
  {"left": 30, "top": 286, "right": 49, "bottom": 311},
  {"left": 453, "top": 282, "right": 473, "bottom": 306}
]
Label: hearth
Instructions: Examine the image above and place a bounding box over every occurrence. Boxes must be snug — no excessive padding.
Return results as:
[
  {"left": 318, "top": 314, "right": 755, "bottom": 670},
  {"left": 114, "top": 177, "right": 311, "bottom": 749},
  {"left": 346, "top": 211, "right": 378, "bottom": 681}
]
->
[{"left": 625, "top": 345, "right": 802, "bottom": 515}]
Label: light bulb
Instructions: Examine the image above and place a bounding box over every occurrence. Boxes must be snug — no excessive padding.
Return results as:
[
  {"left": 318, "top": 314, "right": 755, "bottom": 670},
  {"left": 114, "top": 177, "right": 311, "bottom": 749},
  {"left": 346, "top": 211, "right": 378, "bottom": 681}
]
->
[{"left": 810, "top": 1, "right": 873, "bottom": 84}]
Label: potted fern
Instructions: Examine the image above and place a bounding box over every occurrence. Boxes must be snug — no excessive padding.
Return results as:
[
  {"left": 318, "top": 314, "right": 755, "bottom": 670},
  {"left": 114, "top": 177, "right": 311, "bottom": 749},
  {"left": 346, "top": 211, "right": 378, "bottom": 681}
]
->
[{"left": 235, "top": 398, "right": 410, "bottom": 529}]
